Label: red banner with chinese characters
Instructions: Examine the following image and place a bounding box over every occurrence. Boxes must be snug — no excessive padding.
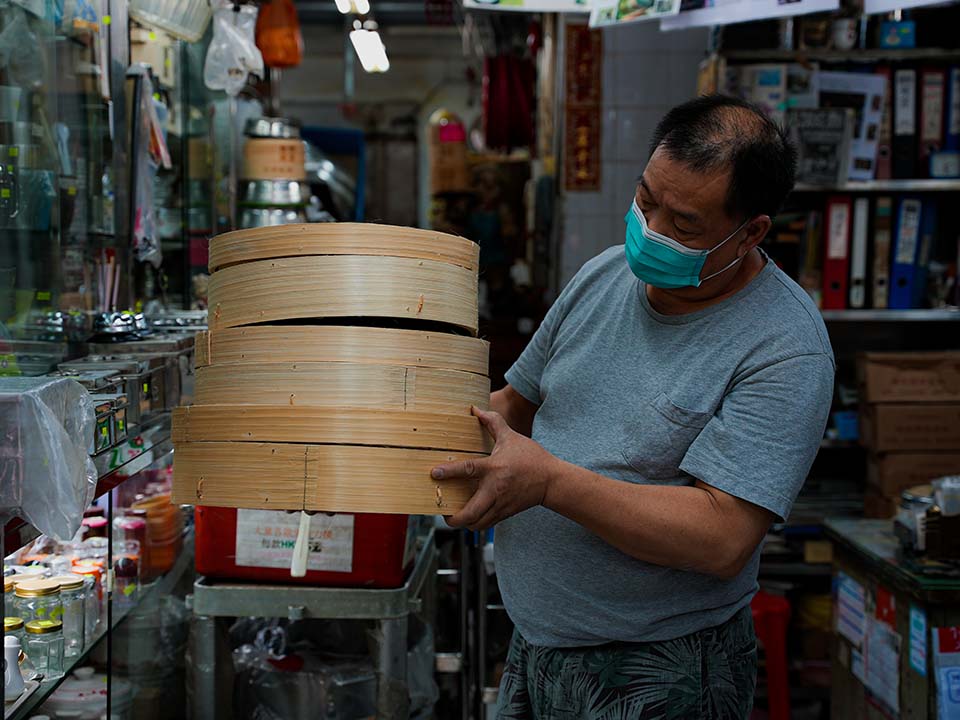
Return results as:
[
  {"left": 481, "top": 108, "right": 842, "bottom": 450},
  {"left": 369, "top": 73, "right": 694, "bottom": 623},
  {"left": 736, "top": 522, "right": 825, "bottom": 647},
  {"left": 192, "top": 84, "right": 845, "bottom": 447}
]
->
[{"left": 563, "top": 24, "right": 602, "bottom": 191}]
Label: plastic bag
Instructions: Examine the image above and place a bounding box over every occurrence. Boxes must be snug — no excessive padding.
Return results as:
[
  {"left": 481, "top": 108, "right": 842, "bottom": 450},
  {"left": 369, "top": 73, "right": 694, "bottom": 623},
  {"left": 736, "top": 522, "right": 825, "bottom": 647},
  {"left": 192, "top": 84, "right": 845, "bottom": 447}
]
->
[
  {"left": 0, "top": 377, "right": 96, "bottom": 541},
  {"left": 0, "top": 6, "right": 46, "bottom": 88},
  {"left": 255, "top": 0, "right": 303, "bottom": 69},
  {"left": 204, "top": 0, "right": 264, "bottom": 97},
  {"left": 232, "top": 621, "right": 376, "bottom": 720}
]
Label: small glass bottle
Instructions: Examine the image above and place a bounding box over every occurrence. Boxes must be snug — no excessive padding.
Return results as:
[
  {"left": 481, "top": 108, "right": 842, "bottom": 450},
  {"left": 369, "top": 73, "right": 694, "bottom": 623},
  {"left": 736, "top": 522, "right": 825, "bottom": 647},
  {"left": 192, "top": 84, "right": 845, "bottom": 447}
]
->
[
  {"left": 4, "top": 616, "right": 25, "bottom": 646},
  {"left": 48, "top": 576, "right": 85, "bottom": 657},
  {"left": 113, "top": 542, "right": 141, "bottom": 610},
  {"left": 24, "top": 620, "right": 64, "bottom": 678},
  {"left": 12, "top": 580, "right": 63, "bottom": 625}
]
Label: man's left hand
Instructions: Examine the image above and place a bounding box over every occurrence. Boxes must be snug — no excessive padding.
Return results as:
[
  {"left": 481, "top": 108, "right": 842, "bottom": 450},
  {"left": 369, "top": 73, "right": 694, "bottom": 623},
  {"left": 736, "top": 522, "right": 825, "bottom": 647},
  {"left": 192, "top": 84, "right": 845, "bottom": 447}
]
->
[{"left": 431, "top": 407, "right": 559, "bottom": 531}]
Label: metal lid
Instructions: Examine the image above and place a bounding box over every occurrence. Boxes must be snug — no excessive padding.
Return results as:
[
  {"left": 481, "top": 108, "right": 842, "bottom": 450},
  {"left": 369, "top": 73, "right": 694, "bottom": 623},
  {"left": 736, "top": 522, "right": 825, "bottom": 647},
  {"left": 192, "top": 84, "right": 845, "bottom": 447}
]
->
[
  {"left": 4, "top": 617, "right": 24, "bottom": 631},
  {"left": 25, "top": 619, "right": 63, "bottom": 635},
  {"left": 4, "top": 577, "right": 12, "bottom": 592},
  {"left": 244, "top": 116, "right": 300, "bottom": 139},
  {"left": 14, "top": 579, "right": 61, "bottom": 597},
  {"left": 48, "top": 575, "right": 85, "bottom": 591}
]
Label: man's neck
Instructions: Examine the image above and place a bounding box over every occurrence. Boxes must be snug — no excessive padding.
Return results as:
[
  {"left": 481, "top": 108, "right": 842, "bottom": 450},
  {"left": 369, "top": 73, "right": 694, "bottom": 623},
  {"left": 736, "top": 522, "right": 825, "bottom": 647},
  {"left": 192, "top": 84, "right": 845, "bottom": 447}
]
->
[{"left": 645, "top": 249, "right": 766, "bottom": 316}]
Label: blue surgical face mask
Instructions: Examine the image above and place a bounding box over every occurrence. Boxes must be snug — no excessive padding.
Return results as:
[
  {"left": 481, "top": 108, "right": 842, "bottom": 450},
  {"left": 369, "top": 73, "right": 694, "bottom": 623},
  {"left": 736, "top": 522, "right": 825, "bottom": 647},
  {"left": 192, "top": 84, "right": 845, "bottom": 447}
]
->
[{"left": 624, "top": 199, "right": 749, "bottom": 289}]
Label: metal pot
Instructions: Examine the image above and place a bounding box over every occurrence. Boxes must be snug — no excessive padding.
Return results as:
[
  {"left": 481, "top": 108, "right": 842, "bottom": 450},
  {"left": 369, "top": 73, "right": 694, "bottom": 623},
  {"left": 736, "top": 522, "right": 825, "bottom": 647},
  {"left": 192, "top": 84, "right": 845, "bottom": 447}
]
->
[
  {"left": 239, "top": 179, "right": 308, "bottom": 207},
  {"left": 244, "top": 116, "right": 300, "bottom": 139},
  {"left": 239, "top": 207, "right": 306, "bottom": 228}
]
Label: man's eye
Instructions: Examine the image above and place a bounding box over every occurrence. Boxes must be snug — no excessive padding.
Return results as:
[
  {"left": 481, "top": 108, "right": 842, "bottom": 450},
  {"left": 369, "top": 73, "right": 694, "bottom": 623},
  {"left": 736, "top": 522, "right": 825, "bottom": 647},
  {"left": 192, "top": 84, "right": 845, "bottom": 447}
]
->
[{"left": 675, "top": 225, "right": 695, "bottom": 236}]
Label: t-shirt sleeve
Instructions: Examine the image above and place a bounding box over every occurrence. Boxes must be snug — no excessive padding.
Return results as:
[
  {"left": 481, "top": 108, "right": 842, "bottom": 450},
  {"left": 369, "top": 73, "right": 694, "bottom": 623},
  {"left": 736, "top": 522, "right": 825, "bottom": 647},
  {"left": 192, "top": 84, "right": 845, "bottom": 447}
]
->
[
  {"left": 503, "top": 294, "right": 568, "bottom": 406},
  {"left": 678, "top": 352, "right": 835, "bottom": 521}
]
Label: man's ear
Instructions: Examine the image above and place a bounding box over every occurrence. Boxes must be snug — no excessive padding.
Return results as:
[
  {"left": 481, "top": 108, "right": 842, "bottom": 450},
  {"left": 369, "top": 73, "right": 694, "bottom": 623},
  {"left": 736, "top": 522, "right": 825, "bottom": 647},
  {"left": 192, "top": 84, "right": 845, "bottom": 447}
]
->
[{"left": 740, "top": 215, "right": 771, "bottom": 255}]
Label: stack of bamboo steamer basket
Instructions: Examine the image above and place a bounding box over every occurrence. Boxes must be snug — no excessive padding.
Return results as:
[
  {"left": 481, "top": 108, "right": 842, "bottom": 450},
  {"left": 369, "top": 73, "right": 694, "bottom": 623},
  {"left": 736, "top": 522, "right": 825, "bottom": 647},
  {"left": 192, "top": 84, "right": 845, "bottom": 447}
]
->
[{"left": 171, "top": 223, "right": 491, "bottom": 515}]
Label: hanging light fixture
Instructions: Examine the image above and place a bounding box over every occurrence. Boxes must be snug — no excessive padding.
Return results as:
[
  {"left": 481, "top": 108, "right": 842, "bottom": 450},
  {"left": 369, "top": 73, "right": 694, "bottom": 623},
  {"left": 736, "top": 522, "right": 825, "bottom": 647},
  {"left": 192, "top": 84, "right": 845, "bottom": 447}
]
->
[
  {"left": 334, "top": 0, "right": 371, "bottom": 13},
  {"left": 349, "top": 20, "right": 390, "bottom": 73}
]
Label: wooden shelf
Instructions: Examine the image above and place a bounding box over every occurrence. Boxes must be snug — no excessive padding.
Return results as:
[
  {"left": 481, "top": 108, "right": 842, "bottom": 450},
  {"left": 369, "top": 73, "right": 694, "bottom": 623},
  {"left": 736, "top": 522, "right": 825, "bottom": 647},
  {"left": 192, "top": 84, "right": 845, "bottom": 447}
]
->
[
  {"left": 721, "top": 48, "right": 960, "bottom": 63},
  {"left": 821, "top": 309, "right": 960, "bottom": 322},
  {"left": 794, "top": 179, "right": 960, "bottom": 193}
]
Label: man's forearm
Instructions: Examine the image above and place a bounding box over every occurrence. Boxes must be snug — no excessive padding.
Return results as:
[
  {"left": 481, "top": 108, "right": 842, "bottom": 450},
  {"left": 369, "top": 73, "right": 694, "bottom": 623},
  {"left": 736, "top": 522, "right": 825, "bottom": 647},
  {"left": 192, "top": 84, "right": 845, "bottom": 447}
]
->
[{"left": 542, "top": 457, "right": 761, "bottom": 579}]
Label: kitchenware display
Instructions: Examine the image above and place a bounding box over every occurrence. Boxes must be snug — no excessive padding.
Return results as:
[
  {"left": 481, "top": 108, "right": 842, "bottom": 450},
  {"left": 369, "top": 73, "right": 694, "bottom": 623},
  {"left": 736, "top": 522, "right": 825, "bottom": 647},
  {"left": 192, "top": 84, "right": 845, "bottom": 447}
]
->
[
  {"left": 244, "top": 116, "right": 300, "bottom": 139},
  {"left": 239, "top": 206, "right": 306, "bottom": 228},
  {"left": 239, "top": 179, "right": 308, "bottom": 207}
]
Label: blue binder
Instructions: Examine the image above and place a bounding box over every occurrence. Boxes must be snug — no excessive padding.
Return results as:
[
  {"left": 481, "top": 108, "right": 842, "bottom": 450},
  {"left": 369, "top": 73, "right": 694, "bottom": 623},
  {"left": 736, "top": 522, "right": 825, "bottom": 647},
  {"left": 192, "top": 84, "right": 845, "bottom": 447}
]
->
[
  {"left": 889, "top": 197, "right": 923, "bottom": 309},
  {"left": 912, "top": 200, "right": 938, "bottom": 308}
]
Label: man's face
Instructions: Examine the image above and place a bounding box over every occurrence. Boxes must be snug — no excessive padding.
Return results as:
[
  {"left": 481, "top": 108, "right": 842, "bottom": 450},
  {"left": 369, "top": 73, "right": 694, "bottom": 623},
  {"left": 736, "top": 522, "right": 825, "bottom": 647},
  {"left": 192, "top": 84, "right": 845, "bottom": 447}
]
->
[{"left": 635, "top": 147, "right": 750, "bottom": 287}]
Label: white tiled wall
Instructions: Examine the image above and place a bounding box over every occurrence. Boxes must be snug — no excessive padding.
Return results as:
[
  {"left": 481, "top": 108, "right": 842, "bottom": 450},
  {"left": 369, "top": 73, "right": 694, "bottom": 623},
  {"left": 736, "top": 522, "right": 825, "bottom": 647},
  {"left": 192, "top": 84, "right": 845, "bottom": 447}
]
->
[{"left": 559, "top": 23, "right": 710, "bottom": 288}]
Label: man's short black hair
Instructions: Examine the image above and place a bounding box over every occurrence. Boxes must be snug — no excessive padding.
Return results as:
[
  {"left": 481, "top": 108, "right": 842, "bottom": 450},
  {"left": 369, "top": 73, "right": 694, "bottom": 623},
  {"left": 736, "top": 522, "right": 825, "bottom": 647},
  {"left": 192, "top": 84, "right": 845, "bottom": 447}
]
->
[{"left": 648, "top": 95, "right": 797, "bottom": 220}]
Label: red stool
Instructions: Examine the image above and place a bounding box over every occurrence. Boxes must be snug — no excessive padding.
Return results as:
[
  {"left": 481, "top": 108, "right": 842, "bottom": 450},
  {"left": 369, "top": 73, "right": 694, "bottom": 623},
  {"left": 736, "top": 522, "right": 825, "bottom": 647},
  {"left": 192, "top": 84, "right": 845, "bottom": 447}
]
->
[{"left": 751, "top": 591, "right": 791, "bottom": 720}]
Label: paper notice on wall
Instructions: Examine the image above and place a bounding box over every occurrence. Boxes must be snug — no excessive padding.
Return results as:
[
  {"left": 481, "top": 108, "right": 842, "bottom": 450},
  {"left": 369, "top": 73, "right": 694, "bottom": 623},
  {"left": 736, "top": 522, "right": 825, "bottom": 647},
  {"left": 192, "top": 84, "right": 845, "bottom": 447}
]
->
[
  {"left": 865, "top": 618, "right": 901, "bottom": 715},
  {"left": 837, "top": 572, "right": 867, "bottom": 647},
  {"left": 852, "top": 648, "right": 866, "bottom": 684},
  {"left": 910, "top": 605, "right": 928, "bottom": 677},
  {"left": 934, "top": 627, "right": 960, "bottom": 720},
  {"left": 236, "top": 510, "right": 354, "bottom": 573}
]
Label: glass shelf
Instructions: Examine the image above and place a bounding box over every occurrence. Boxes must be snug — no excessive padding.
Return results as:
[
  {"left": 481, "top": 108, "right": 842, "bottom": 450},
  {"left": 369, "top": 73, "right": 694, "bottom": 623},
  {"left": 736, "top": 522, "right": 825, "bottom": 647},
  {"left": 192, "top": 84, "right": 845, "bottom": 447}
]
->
[{"left": 7, "top": 529, "right": 195, "bottom": 720}]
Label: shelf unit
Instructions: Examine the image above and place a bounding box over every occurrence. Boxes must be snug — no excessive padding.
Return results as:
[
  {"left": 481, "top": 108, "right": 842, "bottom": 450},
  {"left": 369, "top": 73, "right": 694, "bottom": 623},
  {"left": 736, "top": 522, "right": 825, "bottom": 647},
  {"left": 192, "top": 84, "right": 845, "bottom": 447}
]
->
[{"left": 8, "top": 529, "right": 195, "bottom": 720}]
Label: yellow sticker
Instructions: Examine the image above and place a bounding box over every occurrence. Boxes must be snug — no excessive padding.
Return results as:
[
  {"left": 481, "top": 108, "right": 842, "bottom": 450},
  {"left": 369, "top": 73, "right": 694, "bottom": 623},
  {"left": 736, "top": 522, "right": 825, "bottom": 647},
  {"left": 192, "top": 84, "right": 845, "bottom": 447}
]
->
[
  {"left": 8, "top": 147, "right": 18, "bottom": 158},
  {"left": 103, "top": 14, "right": 111, "bottom": 24},
  {"left": 36, "top": 291, "right": 51, "bottom": 301},
  {"left": 68, "top": 186, "right": 77, "bottom": 196},
  {"left": 123, "top": 583, "right": 137, "bottom": 597},
  {"left": 149, "top": 31, "right": 156, "bottom": 40},
  {"left": 164, "top": 59, "right": 171, "bottom": 68},
  {"left": 153, "top": 92, "right": 160, "bottom": 101},
  {"left": 1, "top": 189, "right": 9, "bottom": 199}
]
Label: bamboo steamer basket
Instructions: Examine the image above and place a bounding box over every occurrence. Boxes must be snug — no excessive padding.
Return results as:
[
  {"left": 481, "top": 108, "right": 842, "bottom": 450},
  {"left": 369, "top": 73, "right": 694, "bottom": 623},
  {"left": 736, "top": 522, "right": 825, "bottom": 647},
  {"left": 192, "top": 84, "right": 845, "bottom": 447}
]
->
[
  {"left": 172, "top": 223, "right": 489, "bottom": 515},
  {"left": 242, "top": 138, "right": 306, "bottom": 180}
]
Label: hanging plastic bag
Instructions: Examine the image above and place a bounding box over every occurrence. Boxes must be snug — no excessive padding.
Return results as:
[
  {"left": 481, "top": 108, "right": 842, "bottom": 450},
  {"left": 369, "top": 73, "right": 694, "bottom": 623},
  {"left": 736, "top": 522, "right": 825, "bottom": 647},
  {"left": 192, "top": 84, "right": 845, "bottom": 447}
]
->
[
  {"left": 255, "top": 0, "right": 303, "bottom": 69},
  {"left": 204, "top": 0, "right": 264, "bottom": 97}
]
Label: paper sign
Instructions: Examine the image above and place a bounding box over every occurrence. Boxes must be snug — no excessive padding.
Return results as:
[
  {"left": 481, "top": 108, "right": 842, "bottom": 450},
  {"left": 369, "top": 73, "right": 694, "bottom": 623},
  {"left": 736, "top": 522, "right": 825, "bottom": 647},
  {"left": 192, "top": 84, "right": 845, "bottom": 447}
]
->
[
  {"left": 236, "top": 510, "right": 354, "bottom": 573},
  {"left": 659, "top": 0, "right": 839, "bottom": 31},
  {"left": 910, "top": 606, "right": 928, "bottom": 677},
  {"left": 838, "top": 572, "right": 867, "bottom": 647},
  {"left": 865, "top": 618, "right": 901, "bottom": 715},
  {"left": 934, "top": 627, "right": 960, "bottom": 720},
  {"left": 464, "top": 0, "right": 589, "bottom": 11},
  {"left": 876, "top": 586, "right": 896, "bottom": 627},
  {"left": 589, "top": 0, "right": 681, "bottom": 28},
  {"left": 852, "top": 648, "right": 866, "bottom": 683}
]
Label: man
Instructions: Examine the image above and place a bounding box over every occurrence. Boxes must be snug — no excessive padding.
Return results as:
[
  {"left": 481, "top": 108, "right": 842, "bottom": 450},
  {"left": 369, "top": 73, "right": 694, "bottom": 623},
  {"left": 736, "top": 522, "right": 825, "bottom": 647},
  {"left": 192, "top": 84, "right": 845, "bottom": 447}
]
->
[{"left": 431, "top": 96, "right": 835, "bottom": 718}]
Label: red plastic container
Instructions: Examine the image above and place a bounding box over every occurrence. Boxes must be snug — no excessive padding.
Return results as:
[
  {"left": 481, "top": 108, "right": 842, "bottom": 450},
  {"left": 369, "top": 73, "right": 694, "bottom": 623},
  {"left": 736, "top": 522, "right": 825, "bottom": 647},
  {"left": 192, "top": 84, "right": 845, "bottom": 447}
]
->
[{"left": 194, "top": 507, "right": 416, "bottom": 588}]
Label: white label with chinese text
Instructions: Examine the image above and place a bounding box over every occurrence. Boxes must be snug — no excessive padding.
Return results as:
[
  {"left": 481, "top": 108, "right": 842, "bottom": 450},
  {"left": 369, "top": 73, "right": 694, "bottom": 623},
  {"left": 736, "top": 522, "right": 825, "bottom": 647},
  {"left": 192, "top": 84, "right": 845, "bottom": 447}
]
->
[{"left": 235, "top": 510, "right": 354, "bottom": 573}]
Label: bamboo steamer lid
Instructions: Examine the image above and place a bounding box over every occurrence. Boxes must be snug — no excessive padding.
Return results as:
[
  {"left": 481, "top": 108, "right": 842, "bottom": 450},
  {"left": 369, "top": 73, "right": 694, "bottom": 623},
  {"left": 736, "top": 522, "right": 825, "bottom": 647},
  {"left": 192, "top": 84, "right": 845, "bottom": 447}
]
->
[
  {"left": 206, "top": 224, "right": 480, "bottom": 334},
  {"left": 172, "top": 222, "right": 488, "bottom": 515},
  {"left": 242, "top": 138, "right": 306, "bottom": 180}
]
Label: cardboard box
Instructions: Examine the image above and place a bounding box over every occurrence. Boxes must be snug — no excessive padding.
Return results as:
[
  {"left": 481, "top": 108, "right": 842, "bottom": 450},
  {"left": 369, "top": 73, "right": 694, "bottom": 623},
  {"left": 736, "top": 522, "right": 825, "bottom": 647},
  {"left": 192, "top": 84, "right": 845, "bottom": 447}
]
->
[
  {"left": 868, "top": 452, "right": 960, "bottom": 496},
  {"left": 858, "top": 351, "right": 960, "bottom": 403},
  {"left": 860, "top": 403, "right": 960, "bottom": 452},
  {"left": 864, "top": 491, "right": 898, "bottom": 519}
]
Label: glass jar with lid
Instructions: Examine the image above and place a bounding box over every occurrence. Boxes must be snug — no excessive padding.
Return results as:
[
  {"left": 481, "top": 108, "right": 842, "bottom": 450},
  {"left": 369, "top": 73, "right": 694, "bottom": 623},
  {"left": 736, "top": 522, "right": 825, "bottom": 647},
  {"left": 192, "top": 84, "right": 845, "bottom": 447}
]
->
[
  {"left": 24, "top": 619, "right": 64, "bottom": 678},
  {"left": 70, "top": 566, "right": 102, "bottom": 645},
  {"left": 12, "top": 579, "right": 63, "bottom": 625},
  {"left": 4, "top": 576, "right": 13, "bottom": 606},
  {"left": 4, "top": 616, "right": 25, "bottom": 646},
  {"left": 48, "top": 576, "right": 86, "bottom": 657}
]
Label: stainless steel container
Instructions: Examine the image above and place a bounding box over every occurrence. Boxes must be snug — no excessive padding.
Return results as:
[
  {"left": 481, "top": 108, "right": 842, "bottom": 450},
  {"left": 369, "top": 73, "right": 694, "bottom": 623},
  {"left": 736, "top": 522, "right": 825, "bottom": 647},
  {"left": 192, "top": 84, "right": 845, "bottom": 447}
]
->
[
  {"left": 239, "top": 179, "right": 308, "bottom": 207},
  {"left": 244, "top": 116, "right": 300, "bottom": 139},
  {"left": 239, "top": 206, "right": 306, "bottom": 228}
]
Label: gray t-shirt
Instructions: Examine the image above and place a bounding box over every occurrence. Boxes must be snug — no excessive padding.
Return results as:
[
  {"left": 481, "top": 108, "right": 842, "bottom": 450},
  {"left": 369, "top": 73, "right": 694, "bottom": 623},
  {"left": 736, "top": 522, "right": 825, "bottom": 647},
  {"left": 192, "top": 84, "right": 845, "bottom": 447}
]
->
[{"left": 498, "top": 245, "right": 835, "bottom": 647}]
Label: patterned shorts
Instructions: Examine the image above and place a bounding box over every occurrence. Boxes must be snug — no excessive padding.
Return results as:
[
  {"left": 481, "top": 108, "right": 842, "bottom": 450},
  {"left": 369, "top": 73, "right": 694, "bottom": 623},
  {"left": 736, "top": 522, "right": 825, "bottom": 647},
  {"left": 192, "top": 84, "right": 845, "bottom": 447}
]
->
[{"left": 495, "top": 605, "right": 757, "bottom": 720}]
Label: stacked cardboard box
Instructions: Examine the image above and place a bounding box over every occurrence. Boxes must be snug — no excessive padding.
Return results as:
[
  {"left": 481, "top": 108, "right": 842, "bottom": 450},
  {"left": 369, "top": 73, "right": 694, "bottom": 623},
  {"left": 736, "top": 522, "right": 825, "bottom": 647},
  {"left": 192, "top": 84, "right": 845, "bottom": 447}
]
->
[{"left": 858, "top": 352, "right": 960, "bottom": 518}]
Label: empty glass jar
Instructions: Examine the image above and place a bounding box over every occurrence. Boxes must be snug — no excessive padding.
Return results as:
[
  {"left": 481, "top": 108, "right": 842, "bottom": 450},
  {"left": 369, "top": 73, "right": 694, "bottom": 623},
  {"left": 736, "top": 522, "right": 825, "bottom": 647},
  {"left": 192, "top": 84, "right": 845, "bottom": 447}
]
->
[
  {"left": 12, "top": 579, "right": 63, "bottom": 625},
  {"left": 49, "top": 576, "right": 86, "bottom": 657},
  {"left": 24, "top": 620, "right": 64, "bottom": 678}
]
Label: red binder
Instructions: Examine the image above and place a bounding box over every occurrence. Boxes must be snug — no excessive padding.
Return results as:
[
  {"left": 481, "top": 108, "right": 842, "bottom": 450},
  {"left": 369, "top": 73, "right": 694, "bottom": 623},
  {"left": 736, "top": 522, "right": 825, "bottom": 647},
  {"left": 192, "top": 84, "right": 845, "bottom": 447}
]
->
[
  {"left": 823, "top": 196, "right": 853, "bottom": 310},
  {"left": 920, "top": 68, "right": 946, "bottom": 177}
]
